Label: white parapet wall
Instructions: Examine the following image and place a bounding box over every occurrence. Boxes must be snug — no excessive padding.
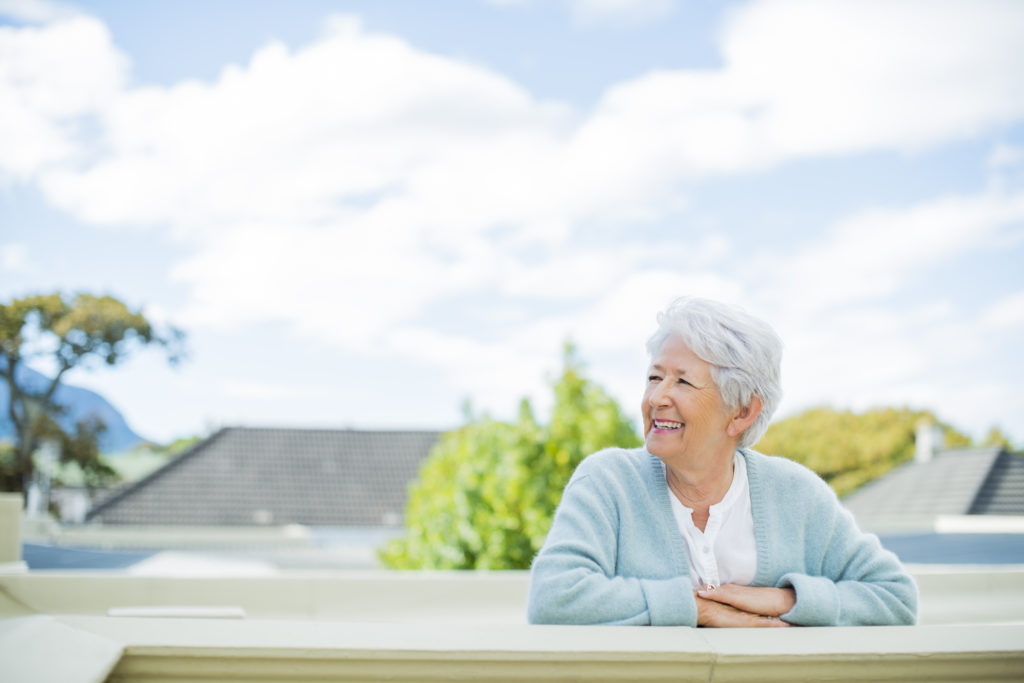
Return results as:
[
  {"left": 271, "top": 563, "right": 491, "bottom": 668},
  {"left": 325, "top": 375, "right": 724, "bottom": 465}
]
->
[
  {"left": 2, "top": 567, "right": 1024, "bottom": 682},
  {"left": 5, "top": 515, "right": 1024, "bottom": 681},
  {"left": 57, "top": 619, "right": 1024, "bottom": 682},
  {"left": 3, "top": 566, "right": 1023, "bottom": 625}
]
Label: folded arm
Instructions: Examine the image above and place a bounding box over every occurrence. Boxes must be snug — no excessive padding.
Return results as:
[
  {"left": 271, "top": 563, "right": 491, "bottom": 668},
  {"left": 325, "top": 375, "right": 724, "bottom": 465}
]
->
[
  {"left": 775, "top": 488, "right": 918, "bottom": 626},
  {"left": 696, "top": 584, "right": 795, "bottom": 626},
  {"left": 527, "top": 473, "right": 698, "bottom": 626}
]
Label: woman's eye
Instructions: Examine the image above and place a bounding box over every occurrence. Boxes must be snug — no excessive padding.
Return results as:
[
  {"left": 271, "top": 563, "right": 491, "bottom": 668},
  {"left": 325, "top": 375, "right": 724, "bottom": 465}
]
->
[
  {"left": 648, "top": 375, "right": 661, "bottom": 382},
  {"left": 677, "top": 377, "right": 692, "bottom": 386}
]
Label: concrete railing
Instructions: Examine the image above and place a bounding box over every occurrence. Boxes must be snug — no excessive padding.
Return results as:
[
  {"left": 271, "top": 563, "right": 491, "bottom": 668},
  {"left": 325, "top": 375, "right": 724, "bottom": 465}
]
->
[
  {"left": 3, "top": 566, "right": 1024, "bottom": 625},
  {"left": 4, "top": 506, "right": 1024, "bottom": 681},
  {"left": 51, "top": 619, "right": 1024, "bottom": 682},
  {"left": 2, "top": 568, "right": 1023, "bottom": 682}
]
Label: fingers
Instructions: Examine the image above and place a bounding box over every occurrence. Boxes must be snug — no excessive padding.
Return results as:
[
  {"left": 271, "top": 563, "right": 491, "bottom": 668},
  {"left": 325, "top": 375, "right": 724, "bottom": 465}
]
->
[
  {"left": 695, "top": 584, "right": 795, "bottom": 618},
  {"left": 695, "top": 583, "right": 748, "bottom": 608},
  {"left": 695, "top": 596, "right": 746, "bottom": 627},
  {"left": 758, "top": 615, "right": 791, "bottom": 628},
  {"left": 696, "top": 597, "right": 793, "bottom": 628}
]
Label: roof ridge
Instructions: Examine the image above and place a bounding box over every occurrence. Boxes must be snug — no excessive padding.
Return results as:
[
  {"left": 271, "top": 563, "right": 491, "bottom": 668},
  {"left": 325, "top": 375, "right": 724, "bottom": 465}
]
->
[
  {"left": 223, "top": 426, "right": 446, "bottom": 435},
  {"left": 969, "top": 448, "right": 1021, "bottom": 514}
]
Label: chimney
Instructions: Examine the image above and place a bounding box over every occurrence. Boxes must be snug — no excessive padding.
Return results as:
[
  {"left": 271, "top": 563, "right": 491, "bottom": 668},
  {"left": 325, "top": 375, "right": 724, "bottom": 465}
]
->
[{"left": 915, "top": 422, "right": 944, "bottom": 464}]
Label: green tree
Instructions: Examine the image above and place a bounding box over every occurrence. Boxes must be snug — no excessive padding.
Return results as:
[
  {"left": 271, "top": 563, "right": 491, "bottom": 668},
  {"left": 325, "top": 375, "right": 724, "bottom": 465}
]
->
[
  {"left": 381, "top": 345, "right": 641, "bottom": 569},
  {"left": 0, "top": 292, "right": 184, "bottom": 497},
  {"left": 981, "top": 426, "right": 1014, "bottom": 450},
  {"left": 753, "top": 406, "right": 972, "bottom": 497}
]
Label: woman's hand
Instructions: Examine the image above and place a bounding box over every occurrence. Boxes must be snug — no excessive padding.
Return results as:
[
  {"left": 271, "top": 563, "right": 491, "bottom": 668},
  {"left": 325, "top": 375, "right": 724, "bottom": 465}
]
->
[{"left": 695, "top": 584, "right": 796, "bottom": 627}]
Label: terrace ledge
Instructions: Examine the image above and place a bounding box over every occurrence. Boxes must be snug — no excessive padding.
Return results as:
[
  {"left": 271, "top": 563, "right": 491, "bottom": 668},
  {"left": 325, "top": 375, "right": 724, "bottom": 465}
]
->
[{"left": 2, "top": 568, "right": 1023, "bottom": 682}]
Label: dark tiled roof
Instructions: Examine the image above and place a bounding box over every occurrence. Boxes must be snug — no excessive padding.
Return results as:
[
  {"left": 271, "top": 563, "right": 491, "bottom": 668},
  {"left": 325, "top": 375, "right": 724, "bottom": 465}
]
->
[
  {"left": 87, "top": 427, "right": 441, "bottom": 526},
  {"left": 970, "top": 451, "right": 1024, "bottom": 515},
  {"left": 842, "top": 447, "right": 1023, "bottom": 532}
]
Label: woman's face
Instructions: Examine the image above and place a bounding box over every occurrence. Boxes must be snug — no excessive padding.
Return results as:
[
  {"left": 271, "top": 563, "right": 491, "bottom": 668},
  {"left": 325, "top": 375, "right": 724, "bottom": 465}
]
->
[{"left": 641, "top": 334, "right": 738, "bottom": 467}]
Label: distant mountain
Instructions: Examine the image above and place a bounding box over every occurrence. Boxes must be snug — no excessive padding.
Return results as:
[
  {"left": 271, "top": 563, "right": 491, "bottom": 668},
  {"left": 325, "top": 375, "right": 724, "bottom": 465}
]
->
[{"left": 0, "top": 361, "right": 145, "bottom": 453}]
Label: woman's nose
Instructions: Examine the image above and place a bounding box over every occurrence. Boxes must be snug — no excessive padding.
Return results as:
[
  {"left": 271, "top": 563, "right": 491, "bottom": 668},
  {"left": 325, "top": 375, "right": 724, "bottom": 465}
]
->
[{"left": 648, "top": 383, "right": 671, "bottom": 405}]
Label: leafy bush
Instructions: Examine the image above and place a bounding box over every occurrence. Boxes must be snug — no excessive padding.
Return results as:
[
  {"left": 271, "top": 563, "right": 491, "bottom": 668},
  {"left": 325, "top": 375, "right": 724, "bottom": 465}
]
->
[{"left": 381, "top": 347, "right": 641, "bottom": 569}]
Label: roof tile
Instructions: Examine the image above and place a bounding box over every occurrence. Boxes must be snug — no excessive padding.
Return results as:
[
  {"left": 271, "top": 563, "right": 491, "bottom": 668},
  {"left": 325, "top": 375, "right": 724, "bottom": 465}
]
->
[{"left": 88, "top": 427, "right": 441, "bottom": 526}]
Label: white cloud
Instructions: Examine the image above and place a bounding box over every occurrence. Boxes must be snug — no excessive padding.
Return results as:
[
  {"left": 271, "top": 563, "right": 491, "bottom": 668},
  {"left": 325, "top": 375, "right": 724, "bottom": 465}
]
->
[
  {"left": 219, "top": 378, "right": 328, "bottom": 401},
  {"left": 779, "top": 304, "right": 978, "bottom": 406},
  {"left": 38, "top": 16, "right": 572, "bottom": 230},
  {"left": 0, "top": 16, "right": 126, "bottom": 181},
  {"left": 5, "top": 2, "right": 1024, "bottom": 442},
  {"left": 988, "top": 142, "right": 1024, "bottom": 192},
  {"left": 579, "top": 0, "right": 1024, "bottom": 182},
  {"left": 377, "top": 268, "right": 750, "bottom": 425},
  {"left": 0, "top": 242, "right": 32, "bottom": 272},
  {"left": 4, "top": 1, "right": 1021, "bottom": 246},
  {"left": 989, "top": 143, "right": 1024, "bottom": 170},
  {"left": 738, "top": 188, "right": 1024, "bottom": 440},
  {"left": 168, "top": 220, "right": 464, "bottom": 349},
  {"left": 0, "top": 0, "right": 78, "bottom": 23},
  {"left": 17, "top": 1, "right": 1024, "bottom": 234},
  {"left": 759, "top": 191, "right": 1024, "bottom": 315},
  {"left": 543, "top": 269, "right": 748, "bottom": 353},
  {"left": 382, "top": 324, "right": 558, "bottom": 419},
  {"left": 981, "top": 291, "right": 1024, "bottom": 329},
  {"left": 481, "top": 0, "right": 677, "bottom": 26},
  {"left": 721, "top": 0, "right": 1024, "bottom": 154},
  {"left": 570, "top": 0, "right": 676, "bottom": 27}
]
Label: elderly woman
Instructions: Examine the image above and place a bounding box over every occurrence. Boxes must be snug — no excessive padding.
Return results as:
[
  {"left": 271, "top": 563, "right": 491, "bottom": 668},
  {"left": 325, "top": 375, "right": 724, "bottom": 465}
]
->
[{"left": 527, "top": 297, "right": 917, "bottom": 627}]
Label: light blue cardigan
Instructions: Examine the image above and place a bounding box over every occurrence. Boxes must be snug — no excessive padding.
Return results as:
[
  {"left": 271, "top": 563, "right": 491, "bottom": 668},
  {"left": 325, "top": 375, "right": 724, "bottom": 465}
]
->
[{"left": 527, "top": 447, "right": 918, "bottom": 626}]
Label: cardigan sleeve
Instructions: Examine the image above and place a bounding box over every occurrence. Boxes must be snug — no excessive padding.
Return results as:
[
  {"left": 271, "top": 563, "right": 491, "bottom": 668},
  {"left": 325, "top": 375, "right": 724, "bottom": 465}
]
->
[
  {"left": 774, "top": 479, "right": 918, "bottom": 626},
  {"left": 527, "top": 470, "right": 697, "bottom": 626}
]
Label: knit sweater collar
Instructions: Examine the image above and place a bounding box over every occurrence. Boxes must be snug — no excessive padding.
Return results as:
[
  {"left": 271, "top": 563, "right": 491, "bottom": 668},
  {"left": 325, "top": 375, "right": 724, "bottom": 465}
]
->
[{"left": 643, "top": 447, "right": 776, "bottom": 587}]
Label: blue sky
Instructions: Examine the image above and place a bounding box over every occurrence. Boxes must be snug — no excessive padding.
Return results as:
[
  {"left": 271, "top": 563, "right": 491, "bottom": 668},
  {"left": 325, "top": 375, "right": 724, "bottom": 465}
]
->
[{"left": 2, "top": 0, "right": 1023, "bottom": 446}]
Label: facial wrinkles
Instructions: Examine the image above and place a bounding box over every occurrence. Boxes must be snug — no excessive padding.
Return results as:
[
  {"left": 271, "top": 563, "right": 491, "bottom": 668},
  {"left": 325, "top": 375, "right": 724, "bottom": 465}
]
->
[
  {"left": 644, "top": 360, "right": 715, "bottom": 423},
  {"left": 642, "top": 335, "right": 734, "bottom": 460}
]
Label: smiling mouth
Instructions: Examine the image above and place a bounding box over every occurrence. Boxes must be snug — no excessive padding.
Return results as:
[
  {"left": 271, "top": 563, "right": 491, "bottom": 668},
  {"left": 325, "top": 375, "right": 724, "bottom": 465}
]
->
[{"left": 653, "top": 419, "right": 683, "bottom": 431}]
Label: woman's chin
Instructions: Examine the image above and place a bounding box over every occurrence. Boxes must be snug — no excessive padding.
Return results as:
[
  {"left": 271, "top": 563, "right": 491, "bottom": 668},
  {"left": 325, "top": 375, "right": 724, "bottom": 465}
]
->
[{"left": 645, "top": 432, "right": 683, "bottom": 459}]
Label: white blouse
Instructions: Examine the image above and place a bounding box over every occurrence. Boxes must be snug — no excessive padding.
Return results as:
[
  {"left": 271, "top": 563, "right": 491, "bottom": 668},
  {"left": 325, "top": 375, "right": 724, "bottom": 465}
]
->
[{"left": 665, "top": 451, "right": 758, "bottom": 589}]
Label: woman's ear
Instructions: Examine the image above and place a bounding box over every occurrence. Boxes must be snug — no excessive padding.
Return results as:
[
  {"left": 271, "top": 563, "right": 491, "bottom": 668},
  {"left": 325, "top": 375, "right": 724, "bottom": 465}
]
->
[{"left": 727, "top": 395, "right": 763, "bottom": 438}]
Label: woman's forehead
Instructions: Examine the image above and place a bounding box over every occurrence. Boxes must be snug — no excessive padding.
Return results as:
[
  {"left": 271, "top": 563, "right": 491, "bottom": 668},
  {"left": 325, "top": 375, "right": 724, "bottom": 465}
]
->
[{"left": 648, "top": 336, "right": 712, "bottom": 375}]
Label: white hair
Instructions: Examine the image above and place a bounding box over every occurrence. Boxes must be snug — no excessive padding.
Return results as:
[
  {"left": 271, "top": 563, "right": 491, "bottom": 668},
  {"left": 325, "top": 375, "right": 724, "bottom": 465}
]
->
[{"left": 646, "top": 297, "right": 783, "bottom": 448}]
